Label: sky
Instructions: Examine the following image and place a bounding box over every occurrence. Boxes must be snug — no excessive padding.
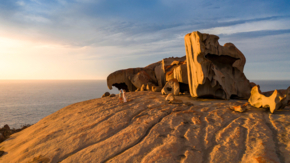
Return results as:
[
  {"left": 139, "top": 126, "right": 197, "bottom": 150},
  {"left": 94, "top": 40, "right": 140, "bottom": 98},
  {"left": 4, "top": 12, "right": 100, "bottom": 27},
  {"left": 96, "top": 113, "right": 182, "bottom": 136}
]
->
[{"left": 0, "top": 0, "right": 290, "bottom": 80}]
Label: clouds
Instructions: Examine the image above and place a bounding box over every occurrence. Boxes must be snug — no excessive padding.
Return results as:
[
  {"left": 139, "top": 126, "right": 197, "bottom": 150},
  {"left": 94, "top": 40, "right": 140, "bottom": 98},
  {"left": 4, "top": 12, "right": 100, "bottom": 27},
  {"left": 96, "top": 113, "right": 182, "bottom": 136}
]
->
[{"left": 0, "top": 0, "right": 290, "bottom": 79}]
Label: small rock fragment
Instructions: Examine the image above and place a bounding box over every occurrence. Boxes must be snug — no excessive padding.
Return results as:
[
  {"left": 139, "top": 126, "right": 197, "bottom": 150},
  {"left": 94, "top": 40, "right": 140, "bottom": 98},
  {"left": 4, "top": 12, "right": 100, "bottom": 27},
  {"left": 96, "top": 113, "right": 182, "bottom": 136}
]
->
[
  {"left": 231, "top": 103, "right": 248, "bottom": 113},
  {"left": 3, "top": 124, "right": 10, "bottom": 131},
  {"left": 165, "top": 93, "right": 175, "bottom": 101},
  {"left": 102, "top": 92, "right": 110, "bottom": 98}
]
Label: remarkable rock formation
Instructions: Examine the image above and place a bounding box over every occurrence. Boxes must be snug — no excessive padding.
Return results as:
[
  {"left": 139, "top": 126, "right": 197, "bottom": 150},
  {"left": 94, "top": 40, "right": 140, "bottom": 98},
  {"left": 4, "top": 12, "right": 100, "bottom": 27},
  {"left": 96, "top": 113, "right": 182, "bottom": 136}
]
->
[
  {"left": 154, "top": 56, "right": 186, "bottom": 88},
  {"left": 184, "top": 31, "right": 251, "bottom": 99},
  {"left": 131, "top": 71, "right": 156, "bottom": 89},
  {"left": 107, "top": 68, "right": 157, "bottom": 92},
  {"left": 107, "top": 57, "right": 186, "bottom": 92},
  {"left": 161, "top": 79, "right": 180, "bottom": 95},
  {"left": 248, "top": 85, "right": 290, "bottom": 113},
  {"left": 173, "top": 62, "right": 188, "bottom": 84}
]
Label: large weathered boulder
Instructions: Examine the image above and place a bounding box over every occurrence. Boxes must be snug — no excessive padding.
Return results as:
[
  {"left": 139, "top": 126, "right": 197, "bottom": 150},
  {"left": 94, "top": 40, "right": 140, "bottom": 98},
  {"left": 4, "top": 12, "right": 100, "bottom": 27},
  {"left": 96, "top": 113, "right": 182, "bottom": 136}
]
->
[
  {"left": 173, "top": 62, "right": 188, "bottom": 84},
  {"left": 184, "top": 31, "right": 251, "bottom": 99},
  {"left": 154, "top": 56, "right": 186, "bottom": 88},
  {"left": 130, "top": 71, "right": 156, "bottom": 89},
  {"left": 248, "top": 86, "right": 290, "bottom": 113},
  {"left": 164, "top": 59, "right": 186, "bottom": 83},
  {"left": 161, "top": 79, "right": 180, "bottom": 95},
  {"left": 107, "top": 68, "right": 157, "bottom": 92},
  {"left": 154, "top": 65, "right": 164, "bottom": 87}
]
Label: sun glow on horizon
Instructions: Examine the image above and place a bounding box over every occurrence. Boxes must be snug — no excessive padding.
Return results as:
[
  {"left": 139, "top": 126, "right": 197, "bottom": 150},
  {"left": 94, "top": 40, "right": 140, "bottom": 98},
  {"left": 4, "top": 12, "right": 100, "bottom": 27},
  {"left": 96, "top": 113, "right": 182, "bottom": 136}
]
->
[{"left": 0, "top": 35, "right": 107, "bottom": 80}]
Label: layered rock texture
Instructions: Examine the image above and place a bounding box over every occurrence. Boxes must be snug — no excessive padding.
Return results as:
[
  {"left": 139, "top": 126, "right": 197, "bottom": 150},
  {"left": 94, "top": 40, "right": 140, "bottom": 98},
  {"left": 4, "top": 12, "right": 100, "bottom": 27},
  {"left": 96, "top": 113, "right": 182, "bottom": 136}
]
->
[
  {"left": 184, "top": 31, "right": 251, "bottom": 100},
  {"left": 1, "top": 92, "right": 290, "bottom": 163},
  {"left": 249, "top": 86, "right": 290, "bottom": 113},
  {"left": 107, "top": 56, "right": 187, "bottom": 92},
  {"left": 107, "top": 68, "right": 157, "bottom": 92}
]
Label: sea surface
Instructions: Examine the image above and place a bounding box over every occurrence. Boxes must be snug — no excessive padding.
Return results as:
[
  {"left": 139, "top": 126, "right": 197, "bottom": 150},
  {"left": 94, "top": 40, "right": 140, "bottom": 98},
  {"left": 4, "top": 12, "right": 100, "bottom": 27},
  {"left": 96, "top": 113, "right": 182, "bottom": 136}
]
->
[
  {"left": 0, "top": 80, "right": 119, "bottom": 128},
  {"left": 0, "top": 80, "right": 289, "bottom": 128}
]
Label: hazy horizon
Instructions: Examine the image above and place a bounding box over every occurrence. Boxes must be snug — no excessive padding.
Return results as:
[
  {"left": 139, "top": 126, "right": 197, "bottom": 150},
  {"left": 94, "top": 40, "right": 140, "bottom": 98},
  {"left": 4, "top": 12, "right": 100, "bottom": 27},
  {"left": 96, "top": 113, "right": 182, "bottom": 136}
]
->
[{"left": 1, "top": 1, "right": 290, "bottom": 80}]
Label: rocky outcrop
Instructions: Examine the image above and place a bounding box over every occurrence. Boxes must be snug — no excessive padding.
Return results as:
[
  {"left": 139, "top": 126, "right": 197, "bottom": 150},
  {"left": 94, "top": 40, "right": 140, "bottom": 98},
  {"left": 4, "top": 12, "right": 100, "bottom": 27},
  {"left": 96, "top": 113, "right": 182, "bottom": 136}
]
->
[
  {"left": 131, "top": 71, "right": 156, "bottom": 89},
  {"left": 107, "top": 68, "right": 157, "bottom": 92},
  {"left": 107, "top": 56, "right": 186, "bottom": 92},
  {"left": 248, "top": 85, "right": 290, "bottom": 113},
  {"left": 161, "top": 79, "right": 180, "bottom": 95},
  {"left": 173, "top": 62, "right": 188, "bottom": 84},
  {"left": 0, "top": 124, "right": 31, "bottom": 144},
  {"left": 184, "top": 31, "right": 251, "bottom": 99},
  {"left": 155, "top": 56, "right": 186, "bottom": 88}
]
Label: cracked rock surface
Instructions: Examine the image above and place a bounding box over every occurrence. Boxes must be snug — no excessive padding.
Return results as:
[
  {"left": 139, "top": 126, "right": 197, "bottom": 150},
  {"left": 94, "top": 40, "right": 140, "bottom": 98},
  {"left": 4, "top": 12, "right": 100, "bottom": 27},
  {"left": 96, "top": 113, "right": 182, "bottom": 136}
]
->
[{"left": 0, "top": 92, "right": 290, "bottom": 163}]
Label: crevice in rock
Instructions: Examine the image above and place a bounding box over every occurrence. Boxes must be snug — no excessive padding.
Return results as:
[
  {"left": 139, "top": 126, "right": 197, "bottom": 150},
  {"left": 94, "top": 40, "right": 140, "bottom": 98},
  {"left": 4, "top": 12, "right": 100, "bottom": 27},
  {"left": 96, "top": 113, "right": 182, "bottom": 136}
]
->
[
  {"left": 237, "top": 120, "right": 247, "bottom": 162},
  {"left": 263, "top": 114, "right": 285, "bottom": 163},
  {"left": 179, "top": 82, "right": 189, "bottom": 93},
  {"left": 103, "top": 111, "right": 173, "bottom": 163},
  {"left": 230, "top": 94, "right": 240, "bottom": 99},
  {"left": 201, "top": 116, "right": 240, "bottom": 163},
  {"left": 205, "top": 54, "right": 239, "bottom": 68},
  {"left": 199, "top": 113, "right": 208, "bottom": 163},
  {"left": 58, "top": 104, "right": 151, "bottom": 162},
  {"left": 82, "top": 101, "right": 147, "bottom": 132}
]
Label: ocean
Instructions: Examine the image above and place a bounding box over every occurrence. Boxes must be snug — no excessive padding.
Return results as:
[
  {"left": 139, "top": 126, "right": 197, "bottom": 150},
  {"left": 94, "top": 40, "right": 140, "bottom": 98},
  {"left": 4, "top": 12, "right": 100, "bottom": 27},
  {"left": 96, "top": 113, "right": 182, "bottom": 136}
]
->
[
  {"left": 0, "top": 80, "right": 119, "bottom": 128},
  {"left": 0, "top": 80, "right": 289, "bottom": 128}
]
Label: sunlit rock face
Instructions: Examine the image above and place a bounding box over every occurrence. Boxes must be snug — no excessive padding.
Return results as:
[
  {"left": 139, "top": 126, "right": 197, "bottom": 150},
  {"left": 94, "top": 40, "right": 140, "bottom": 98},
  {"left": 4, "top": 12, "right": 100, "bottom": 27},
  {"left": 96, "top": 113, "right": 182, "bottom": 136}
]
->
[
  {"left": 184, "top": 31, "right": 251, "bottom": 99},
  {"left": 131, "top": 71, "right": 157, "bottom": 89},
  {"left": 107, "top": 56, "right": 186, "bottom": 92},
  {"left": 249, "top": 86, "right": 290, "bottom": 113},
  {"left": 154, "top": 56, "right": 186, "bottom": 88}
]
